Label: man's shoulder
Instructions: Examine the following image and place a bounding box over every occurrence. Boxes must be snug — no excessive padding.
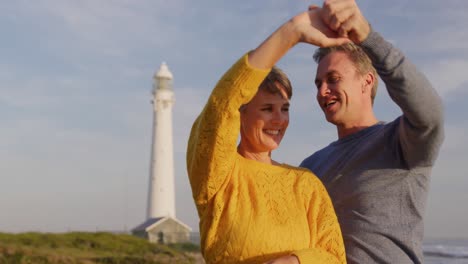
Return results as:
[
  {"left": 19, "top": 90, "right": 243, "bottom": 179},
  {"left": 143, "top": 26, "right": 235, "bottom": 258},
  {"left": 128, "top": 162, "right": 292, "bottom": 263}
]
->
[{"left": 300, "top": 144, "right": 334, "bottom": 168}]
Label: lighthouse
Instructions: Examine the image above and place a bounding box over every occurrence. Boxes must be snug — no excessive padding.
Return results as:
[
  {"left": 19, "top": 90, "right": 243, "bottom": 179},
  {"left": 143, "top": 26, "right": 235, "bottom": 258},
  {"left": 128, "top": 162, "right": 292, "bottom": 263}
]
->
[
  {"left": 132, "top": 62, "right": 192, "bottom": 244},
  {"left": 147, "top": 62, "right": 176, "bottom": 219}
]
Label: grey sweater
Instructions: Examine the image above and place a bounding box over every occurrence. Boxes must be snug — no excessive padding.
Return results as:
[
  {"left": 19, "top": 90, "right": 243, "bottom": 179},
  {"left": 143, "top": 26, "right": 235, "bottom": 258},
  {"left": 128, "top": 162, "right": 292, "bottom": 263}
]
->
[{"left": 300, "top": 31, "right": 444, "bottom": 264}]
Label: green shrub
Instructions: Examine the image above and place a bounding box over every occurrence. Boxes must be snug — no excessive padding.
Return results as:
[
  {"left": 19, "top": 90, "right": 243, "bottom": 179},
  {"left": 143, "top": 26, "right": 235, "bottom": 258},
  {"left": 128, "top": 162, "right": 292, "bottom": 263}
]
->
[
  {"left": 168, "top": 242, "right": 200, "bottom": 252},
  {"left": 0, "top": 232, "right": 199, "bottom": 264}
]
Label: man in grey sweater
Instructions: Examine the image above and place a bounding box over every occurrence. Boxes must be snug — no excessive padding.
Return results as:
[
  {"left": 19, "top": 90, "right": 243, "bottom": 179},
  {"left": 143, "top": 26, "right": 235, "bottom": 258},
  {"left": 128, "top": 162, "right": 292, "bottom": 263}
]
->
[{"left": 300, "top": 1, "right": 445, "bottom": 263}]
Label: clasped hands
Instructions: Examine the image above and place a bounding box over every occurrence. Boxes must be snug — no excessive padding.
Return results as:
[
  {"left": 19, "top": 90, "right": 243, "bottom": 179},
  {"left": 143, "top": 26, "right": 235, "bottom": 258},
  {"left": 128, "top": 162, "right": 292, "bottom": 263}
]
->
[{"left": 293, "top": 0, "right": 370, "bottom": 48}]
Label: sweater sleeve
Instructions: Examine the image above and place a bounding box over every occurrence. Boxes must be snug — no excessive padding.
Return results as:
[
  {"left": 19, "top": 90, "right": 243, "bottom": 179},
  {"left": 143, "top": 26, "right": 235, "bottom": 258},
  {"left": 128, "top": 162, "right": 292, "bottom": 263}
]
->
[
  {"left": 186, "top": 53, "right": 270, "bottom": 210},
  {"left": 360, "top": 31, "right": 444, "bottom": 168},
  {"left": 292, "top": 176, "right": 346, "bottom": 264}
]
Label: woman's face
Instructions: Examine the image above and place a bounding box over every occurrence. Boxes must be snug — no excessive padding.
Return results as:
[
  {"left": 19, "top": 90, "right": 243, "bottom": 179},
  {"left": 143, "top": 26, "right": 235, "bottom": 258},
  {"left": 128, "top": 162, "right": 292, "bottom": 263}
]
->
[{"left": 239, "top": 86, "right": 290, "bottom": 153}]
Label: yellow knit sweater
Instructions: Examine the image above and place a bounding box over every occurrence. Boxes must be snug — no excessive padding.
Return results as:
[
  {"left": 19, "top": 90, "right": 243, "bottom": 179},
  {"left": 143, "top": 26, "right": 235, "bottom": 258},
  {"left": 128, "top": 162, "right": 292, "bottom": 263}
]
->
[{"left": 187, "top": 54, "right": 346, "bottom": 264}]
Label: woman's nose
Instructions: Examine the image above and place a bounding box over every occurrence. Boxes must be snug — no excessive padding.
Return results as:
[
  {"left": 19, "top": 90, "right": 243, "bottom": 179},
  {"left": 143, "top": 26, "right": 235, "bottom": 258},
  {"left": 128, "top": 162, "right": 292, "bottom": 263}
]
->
[{"left": 271, "top": 110, "right": 287, "bottom": 124}]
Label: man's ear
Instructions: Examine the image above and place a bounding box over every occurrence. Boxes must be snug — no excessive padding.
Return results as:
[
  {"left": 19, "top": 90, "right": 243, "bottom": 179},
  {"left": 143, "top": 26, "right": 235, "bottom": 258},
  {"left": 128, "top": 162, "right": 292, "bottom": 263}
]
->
[{"left": 362, "top": 72, "right": 375, "bottom": 95}]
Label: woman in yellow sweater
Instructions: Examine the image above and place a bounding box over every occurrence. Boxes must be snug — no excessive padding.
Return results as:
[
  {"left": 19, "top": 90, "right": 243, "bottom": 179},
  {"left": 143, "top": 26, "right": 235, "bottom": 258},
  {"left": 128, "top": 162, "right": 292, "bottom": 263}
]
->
[{"left": 187, "top": 6, "right": 348, "bottom": 264}]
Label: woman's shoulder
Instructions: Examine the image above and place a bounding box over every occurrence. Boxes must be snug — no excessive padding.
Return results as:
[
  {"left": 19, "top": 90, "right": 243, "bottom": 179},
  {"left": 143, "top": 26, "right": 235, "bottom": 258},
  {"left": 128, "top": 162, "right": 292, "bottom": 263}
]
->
[
  {"left": 280, "top": 163, "right": 317, "bottom": 175},
  {"left": 280, "top": 163, "right": 324, "bottom": 185}
]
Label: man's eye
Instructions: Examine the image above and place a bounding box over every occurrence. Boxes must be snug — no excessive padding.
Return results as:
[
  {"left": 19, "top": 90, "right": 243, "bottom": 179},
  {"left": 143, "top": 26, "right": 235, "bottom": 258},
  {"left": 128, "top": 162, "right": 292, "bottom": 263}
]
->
[
  {"left": 328, "top": 76, "right": 340, "bottom": 83},
  {"left": 282, "top": 107, "right": 289, "bottom": 112},
  {"left": 261, "top": 107, "right": 272, "bottom": 112}
]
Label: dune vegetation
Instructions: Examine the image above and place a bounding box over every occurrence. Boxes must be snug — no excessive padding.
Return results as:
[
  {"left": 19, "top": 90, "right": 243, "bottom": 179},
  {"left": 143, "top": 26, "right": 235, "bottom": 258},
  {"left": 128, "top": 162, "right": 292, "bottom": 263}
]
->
[{"left": 0, "top": 232, "right": 201, "bottom": 264}]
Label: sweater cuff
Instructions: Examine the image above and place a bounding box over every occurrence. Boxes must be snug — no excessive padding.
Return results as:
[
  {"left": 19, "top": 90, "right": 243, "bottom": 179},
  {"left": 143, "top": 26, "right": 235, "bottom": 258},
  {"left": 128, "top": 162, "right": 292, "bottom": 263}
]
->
[
  {"left": 359, "top": 29, "right": 397, "bottom": 66},
  {"left": 219, "top": 52, "right": 272, "bottom": 106},
  {"left": 292, "top": 249, "right": 316, "bottom": 264},
  {"left": 224, "top": 51, "right": 271, "bottom": 83},
  {"left": 292, "top": 248, "right": 341, "bottom": 264}
]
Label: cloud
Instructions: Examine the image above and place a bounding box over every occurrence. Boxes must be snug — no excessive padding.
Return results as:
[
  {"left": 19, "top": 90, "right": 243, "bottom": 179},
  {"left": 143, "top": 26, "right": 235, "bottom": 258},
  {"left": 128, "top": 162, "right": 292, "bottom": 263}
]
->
[
  {"left": 0, "top": 112, "right": 150, "bottom": 232},
  {"left": 0, "top": 70, "right": 89, "bottom": 110},
  {"left": 422, "top": 59, "right": 468, "bottom": 96},
  {"left": 439, "top": 124, "right": 468, "bottom": 154},
  {"left": 376, "top": 0, "right": 468, "bottom": 54},
  {"left": 34, "top": 1, "right": 176, "bottom": 51},
  {"left": 425, "top": 123, "right": 468, "bottom": 238}
]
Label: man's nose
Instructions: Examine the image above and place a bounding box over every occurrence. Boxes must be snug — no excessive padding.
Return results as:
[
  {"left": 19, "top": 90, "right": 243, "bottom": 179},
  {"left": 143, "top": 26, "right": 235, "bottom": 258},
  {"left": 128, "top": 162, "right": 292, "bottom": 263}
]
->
[{"left": 317, "top": 83, "right": 330, "bottom": 97}]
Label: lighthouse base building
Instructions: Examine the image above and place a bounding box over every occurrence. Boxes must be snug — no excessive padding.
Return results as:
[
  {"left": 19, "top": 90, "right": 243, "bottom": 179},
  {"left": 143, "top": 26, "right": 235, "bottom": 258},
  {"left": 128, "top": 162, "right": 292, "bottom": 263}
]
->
[{"left": 132, "top": 217, "right": 192, "bottom": 244}]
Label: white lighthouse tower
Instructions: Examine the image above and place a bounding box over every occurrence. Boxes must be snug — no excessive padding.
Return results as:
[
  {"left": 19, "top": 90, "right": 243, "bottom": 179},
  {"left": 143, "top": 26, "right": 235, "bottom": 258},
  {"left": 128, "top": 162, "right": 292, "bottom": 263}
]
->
[
  {"left": 132, "top": 62, "right": 192, "bottom": 244},
  {"left": 147, "top": 62, "right": 176, "bottom": 219}
]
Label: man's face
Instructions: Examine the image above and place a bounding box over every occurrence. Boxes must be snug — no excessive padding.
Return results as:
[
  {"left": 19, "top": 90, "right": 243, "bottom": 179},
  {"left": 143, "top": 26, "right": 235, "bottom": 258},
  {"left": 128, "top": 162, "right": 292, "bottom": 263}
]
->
[{"left": 315, "top": 51, "right": 367, "bottom": 127}]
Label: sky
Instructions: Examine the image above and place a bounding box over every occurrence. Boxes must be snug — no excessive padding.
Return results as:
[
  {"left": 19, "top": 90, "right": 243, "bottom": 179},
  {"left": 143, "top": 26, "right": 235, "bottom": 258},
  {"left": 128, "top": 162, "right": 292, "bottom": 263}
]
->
[{"left": 1, "top": 0, "right": 467, "bottom": 239}]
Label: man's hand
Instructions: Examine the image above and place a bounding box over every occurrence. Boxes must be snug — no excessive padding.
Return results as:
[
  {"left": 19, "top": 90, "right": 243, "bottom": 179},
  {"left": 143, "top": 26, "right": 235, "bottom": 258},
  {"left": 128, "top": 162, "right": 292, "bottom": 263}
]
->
[
  {"left": 291, "top": 6, "right": 349, "bottom": 47},
  {"left": 320, "top": 0, "right": 370, "bottom": 43},
  {"left": 264, "top": 255, "right": 300, "bottom": 264}
]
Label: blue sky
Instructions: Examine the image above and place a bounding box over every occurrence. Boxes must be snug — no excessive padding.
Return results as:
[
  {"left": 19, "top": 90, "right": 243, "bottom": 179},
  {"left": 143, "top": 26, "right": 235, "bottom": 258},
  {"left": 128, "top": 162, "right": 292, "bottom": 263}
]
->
[{"left": 1, "top": 1, "right": 467, "bottom": 239}]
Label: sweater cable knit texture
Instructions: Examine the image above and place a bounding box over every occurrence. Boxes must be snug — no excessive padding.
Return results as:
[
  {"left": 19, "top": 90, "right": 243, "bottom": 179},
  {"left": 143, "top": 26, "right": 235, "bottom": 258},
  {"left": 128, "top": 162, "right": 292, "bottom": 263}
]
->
[{"left": 187, "top": 54, "right": 346, "bottom": 264}]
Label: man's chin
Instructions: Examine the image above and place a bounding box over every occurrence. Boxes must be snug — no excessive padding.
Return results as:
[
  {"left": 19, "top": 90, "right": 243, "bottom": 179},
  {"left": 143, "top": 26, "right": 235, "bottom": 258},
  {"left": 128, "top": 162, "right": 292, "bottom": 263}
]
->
[{"left": 325, "top": 116, "right": 340, "bottom": 126}]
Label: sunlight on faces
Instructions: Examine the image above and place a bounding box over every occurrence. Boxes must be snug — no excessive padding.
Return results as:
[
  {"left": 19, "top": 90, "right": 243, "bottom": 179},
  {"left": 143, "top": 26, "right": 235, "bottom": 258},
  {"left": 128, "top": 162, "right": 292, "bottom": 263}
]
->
[
  {"left": 239, "top": 84, "right": 290, "bottom": 154},
  {"left": 315, "top": 52, "right": 371, "bottom": 127}
]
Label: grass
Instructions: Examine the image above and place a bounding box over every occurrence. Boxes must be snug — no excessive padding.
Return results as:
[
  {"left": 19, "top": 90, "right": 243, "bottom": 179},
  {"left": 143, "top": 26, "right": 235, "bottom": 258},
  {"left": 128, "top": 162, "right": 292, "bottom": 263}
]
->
[{"left": 0, "top": 232, "right": 201, "bottom": 264}]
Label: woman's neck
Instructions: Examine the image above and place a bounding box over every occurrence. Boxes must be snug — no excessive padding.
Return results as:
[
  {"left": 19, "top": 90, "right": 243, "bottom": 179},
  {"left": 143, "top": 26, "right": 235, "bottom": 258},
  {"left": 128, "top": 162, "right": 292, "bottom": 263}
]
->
[{"left": 237, "top": 146, "right": 276, "bottom": 165}]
